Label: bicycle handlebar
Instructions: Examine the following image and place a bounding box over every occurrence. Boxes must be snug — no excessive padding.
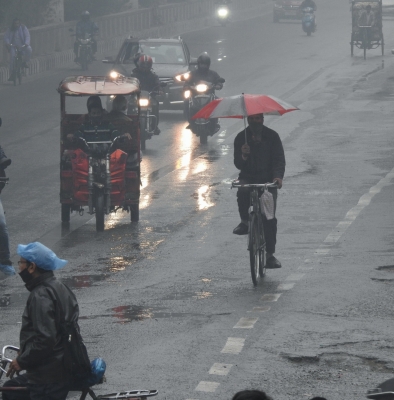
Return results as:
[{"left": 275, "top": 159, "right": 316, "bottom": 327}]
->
[{"left": 231, "top": 181, "right": 278, "bottom": 189}]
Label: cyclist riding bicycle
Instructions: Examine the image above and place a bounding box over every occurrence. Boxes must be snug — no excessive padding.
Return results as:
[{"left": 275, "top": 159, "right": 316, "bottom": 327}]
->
[
  {"left": 3, "top": 18, "right": 32, "bottom": 81},
  {"left": 233, "top": 113, "right": 285, "bottom": 269}
]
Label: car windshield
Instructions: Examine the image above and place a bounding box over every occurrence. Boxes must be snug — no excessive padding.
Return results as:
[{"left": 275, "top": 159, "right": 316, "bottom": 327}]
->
[{"left": 140, "top": 43, "right": 186, "bottom": 65}]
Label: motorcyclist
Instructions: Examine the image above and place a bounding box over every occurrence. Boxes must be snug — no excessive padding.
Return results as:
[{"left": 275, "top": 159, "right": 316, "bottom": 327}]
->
[
  {"left": 131, "top": 54, "right": 161, "bottom": 135},
  {"left": 184, "top": 52, "right": 224, "bottom": 128},
  {"left": 300, "top": 0, "right": 317, "bottom": 11},
  {"left": 74, "top": 11, "right": 99, "bottom": 62},
  {"left": 3, "top": 18, "right": 32, "bottom": 81}
]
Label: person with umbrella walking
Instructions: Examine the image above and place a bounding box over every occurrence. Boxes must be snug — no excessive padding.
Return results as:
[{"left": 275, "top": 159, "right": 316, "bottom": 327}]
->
[{"left": 233, "top": 113, "right": 285, "bottom": 269}]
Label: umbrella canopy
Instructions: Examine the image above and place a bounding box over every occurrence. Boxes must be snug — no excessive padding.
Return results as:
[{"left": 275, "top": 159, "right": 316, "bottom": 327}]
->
[{"left": 192, "top": 94, "right": 299, "bottom": 120}]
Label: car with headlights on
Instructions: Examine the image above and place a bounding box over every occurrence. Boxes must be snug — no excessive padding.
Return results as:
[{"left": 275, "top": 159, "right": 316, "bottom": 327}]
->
[
  {"left": 103, "top": 37, "right": 197, "bottom": 111},
  {"left": 273, "top": 0, "right": 303, "bottom": 22}
]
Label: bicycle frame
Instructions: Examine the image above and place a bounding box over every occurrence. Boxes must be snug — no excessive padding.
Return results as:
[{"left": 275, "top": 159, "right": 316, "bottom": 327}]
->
[{"left": 232, "top": 181, "right": 278, "bottom": 286}]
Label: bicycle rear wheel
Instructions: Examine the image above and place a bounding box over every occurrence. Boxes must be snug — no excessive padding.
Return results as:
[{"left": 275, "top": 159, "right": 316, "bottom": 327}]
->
[{"left": 249, "top": 213, "right": 262, "bottom": 286}]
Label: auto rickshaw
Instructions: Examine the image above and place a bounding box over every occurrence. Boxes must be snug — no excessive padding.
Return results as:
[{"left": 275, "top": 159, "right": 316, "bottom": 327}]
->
[
  {"left": 351, "top": 0, "right": 384, "bottom": 59},
  {"left": 58, "top": 75, "right": 141, "bottom": 231}
]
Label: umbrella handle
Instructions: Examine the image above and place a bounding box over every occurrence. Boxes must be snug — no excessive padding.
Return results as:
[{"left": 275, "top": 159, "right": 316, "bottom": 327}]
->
[{"left": 243, "top": 116, "right": 247, "bottom": 145}]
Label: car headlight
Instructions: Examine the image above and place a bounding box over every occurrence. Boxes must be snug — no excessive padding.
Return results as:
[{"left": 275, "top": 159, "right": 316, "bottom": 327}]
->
[
  {"left": 184, "top": 90, "right": 191, "bottom": 99},
  {"left": 218, "top": 8, "right": 229, "bottom": 17},
  {"left": 139, "top": 98, "right": 149, "bottom": 107},
  {"left": 196, "top": 84, "right": 208, "bottom": 92},
  {"left": 175, "top": 72, "right": 191, "bottom": 82},
  {"left": 109, "top": 70, "right": 120, "bottom": 79}
]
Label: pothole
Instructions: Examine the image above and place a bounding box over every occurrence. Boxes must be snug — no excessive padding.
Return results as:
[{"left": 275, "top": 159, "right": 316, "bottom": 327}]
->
[
  {"left": 376, "top": 265, "right": 394, "bottom": 272},
  {"left": 283, "top": 352, "right": 394, "bottom": 373}
]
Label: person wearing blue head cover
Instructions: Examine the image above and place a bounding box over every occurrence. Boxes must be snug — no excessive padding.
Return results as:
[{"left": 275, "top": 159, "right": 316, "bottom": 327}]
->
[{"left": 2, "top": 242, "right": 79, "bottom": 400}]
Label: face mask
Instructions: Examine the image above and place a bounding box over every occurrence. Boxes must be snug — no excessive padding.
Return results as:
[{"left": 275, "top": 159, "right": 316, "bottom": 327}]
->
[
  {"left": 249, "top": 121, "right": 263, "bottom": 135},
  {"left": 19, "top": 268, "right": 34, "bottom": 284}
]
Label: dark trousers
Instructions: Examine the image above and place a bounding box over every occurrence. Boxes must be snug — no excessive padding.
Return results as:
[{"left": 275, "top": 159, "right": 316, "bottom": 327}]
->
[
  {"left": 237, "top": 186, "right": 278, "bottom": 254},
  {"left": 2, "top": 375, "right": 69, "bottom": 400}
]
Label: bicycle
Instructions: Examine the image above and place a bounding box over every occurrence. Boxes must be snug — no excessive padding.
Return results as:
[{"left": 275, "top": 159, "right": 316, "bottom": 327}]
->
[
  {"left": 0, "top": 345, "right": 158, "bottom": 399},
  {"left": 232, "top": 181, "right": 278, "bottom": 286},
  {"left": 9, "top": 44, "right": 25, "bottom": 86}
]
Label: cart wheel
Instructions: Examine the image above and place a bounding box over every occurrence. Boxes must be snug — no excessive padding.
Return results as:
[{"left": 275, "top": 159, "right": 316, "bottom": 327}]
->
[
  {"left": 95, "top": 192, "right": 105, "bottom": 232},
  {"left": 61, "top": 204, "right": 71, "bottom": 223},
  {"left": 130, "top": 203, "right": 139, "bottom": 222}
]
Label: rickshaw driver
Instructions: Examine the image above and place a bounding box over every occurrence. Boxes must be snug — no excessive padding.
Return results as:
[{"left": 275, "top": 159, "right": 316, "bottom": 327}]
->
[
  {"left": 358, "top": 5, "right": 375, "bottom": 48},
  {"left": 66, "top": 101, "right": 131, "bottom": 151}
]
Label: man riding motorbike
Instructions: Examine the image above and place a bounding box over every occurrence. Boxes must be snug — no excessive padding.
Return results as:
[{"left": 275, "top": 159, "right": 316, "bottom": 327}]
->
[
  {"left": 3, "top": 18, "right": 32, "bottom": 81},
  {"left": 184, "top": 52, "right": 224, "bottom": 129},
  {"left": 130, "top": 54, "right": 161, "bottom": 135},
  {"left": 74, "top": 11, "right": 98, "bottom": 62},
  {"left": 300, "top": 0, "right": 317, "bottom": 11}
]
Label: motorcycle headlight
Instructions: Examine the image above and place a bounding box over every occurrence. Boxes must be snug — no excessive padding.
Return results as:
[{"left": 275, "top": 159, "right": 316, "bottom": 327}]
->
[
  {"left": 218, "top": 8, "right": 229, "bottom": 17},
  {"left": 175, "top": 72, "right": 191, "bottom": 82},
  {"left": 109, "top": 70, "right": 120, "bottom": 79},
  {"left": 196, "top": 84, "right": 209, "bottom": 92},
  {"left": 184, "top": 90, "right": 191, "bottom": 99},
  {"left": 139, "top": 98, "right": 149, "bottom": 107}
]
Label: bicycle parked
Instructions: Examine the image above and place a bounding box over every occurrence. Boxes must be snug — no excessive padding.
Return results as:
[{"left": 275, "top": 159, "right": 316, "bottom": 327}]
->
[
  {"left": 232, "top": 181, "right": 278, "bottom": 286},
  {"left": 0, "top": 345, "right": 158, "bottom": 400}
]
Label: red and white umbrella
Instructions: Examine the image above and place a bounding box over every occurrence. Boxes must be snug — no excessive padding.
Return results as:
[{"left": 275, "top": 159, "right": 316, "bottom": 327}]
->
[
  {"left": 192, "top": 94, "right": 299, "bottom": 119},
  {"left": 191, "top": 93, "right": 299, "bottom": 143}
]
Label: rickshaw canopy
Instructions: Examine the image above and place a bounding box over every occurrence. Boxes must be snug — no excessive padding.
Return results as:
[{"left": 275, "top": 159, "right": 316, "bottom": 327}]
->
[{"left": 57, "top": 75, "right": 140, "bottom": 96}]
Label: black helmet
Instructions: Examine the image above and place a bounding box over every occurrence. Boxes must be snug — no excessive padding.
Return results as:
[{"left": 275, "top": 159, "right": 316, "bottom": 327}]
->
[
  {"left": 197, "top": 52, "right": 211, "bottom": 69},
  {"left": 81, "top": 11, "right": 90, "bottom": 20}
]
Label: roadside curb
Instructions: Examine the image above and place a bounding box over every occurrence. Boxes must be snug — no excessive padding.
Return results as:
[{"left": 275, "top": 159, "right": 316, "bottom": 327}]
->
[{"left": 0, "top": 3, "right": 268, "bottom": 84}]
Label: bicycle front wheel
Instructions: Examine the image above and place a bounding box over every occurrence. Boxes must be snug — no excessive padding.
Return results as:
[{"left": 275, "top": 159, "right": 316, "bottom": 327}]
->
[{"left": 249, "top": 213, "right": 262, "bottom": 286}]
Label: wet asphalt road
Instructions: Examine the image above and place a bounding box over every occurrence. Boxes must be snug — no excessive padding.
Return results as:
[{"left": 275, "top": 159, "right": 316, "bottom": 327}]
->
[{"left": 2, "top": 1, "right": 394, "bottom": 399}]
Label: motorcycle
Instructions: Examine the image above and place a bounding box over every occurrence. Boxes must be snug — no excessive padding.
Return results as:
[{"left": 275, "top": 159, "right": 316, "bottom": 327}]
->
[
  {"left": 302, "top": 7, "right": 316, "bottom": 36},
  {"left": 139, "top": 90, "right": 159, "bottom": 151},
  {"left": 216, "top": 5, "right": 230, "bottom": 26},
  {"left": 184, "top": 78, "right": 225, "bottom": 145},
  {"left": 75, "top": 33, "right": 94, "bottom": 71}
]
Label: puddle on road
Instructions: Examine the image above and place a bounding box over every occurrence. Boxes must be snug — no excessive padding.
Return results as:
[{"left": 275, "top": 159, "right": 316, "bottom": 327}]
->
[
  {"left": 162, "top": 291, "right": 215, "bottom": 300},
  {"left": 0, "top": 292, "right": 28, "bottom": 308},
  {"left": 111, "top": 305, "right": 202, "bottom": 323},
  {"left": 376, "top": 265, "right": 394, "bottom": 272},
  {"left": 61, "top": 274, "right": 111, "bottom": 289}
]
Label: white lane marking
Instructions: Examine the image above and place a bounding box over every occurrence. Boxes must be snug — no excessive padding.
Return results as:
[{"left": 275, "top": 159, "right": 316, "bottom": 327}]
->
[
  {"left": 233, "top": 317, "right": 258, "bottom": 329},
  {"left": 277, "top": 283, "right": 295, "bottom": 291},
  {"left": 248, "top": 305, "right": 271, "bottom": 313},
  {"left": 286, "top": 273, "right": 305, "bottom": 281},
  {"left": 321, "top": 168, "right": 394, "bottom": 247},
  {"left": 209, "top": 363, "right": 233, "bottom": 376},
  {"left": 315, "top": 248, "right": 330, "bottom": 255},
  {"left": 260, "top": 293, "right": 282, "bottom": 302},
  {"left": 195, "top": 381, "right": 220, "bottom": 392},
  {"left": 221, "top": 337, "right": 245, "bottom": 354}
]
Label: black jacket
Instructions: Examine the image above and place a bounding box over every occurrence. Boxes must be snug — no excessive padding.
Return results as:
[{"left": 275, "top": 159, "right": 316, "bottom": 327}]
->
[
  {"left": 234, "top": 125, "right": 285, "bottom": 183},
  {"left": 131, "top": 68, "right": 160, "bottom": 93},
  {"left": 184, "top": 69, "right": 223, "bottom": 88},
  {"left": 17, "top": 272, "right": 80, "bottom": 384}
]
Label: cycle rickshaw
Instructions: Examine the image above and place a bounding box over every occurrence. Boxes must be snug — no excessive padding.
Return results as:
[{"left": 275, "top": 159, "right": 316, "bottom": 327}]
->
[
  {"left": 58, "top": 75, "right": 142, "bottom": 231},
  {"left": 351, "top": 0, "right": 384, "bottom": 59}
]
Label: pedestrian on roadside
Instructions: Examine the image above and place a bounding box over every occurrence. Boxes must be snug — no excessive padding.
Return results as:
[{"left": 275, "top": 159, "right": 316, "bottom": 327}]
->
[
  {"left": 233, "top": 113, "right": 286, "bottom": 269},
  {"left": 232, "top": 389, "right": 273, "bottom": 400},
  {"left": 2, "top": 242, "right": 80, "bottom": 400},
  {"left": 0, "top": 136, "right": 14, "bottom": 276}
]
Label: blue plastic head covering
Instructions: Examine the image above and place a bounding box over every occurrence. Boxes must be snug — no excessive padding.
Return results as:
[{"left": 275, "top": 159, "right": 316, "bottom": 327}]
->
[
  {"left": 17, "top": 242, "right": 68, "bottom": 271},
  {"left": 0, "top": 264, "right": 16, "bottom": 276}
]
